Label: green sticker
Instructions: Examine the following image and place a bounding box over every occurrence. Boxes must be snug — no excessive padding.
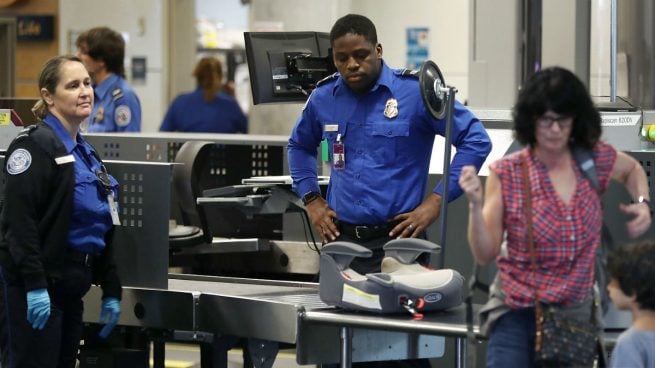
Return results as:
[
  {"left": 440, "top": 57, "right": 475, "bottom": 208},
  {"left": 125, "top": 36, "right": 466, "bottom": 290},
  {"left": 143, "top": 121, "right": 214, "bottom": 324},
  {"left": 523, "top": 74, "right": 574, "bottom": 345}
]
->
[{"left": 321, "top": 139, "right": 329, "bottom": 161}]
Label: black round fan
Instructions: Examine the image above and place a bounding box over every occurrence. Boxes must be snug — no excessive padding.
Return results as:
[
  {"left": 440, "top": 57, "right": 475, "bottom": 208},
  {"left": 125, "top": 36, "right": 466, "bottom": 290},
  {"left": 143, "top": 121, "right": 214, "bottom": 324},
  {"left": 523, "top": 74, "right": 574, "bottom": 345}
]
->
[{"left": 419, "top": 60, "right": 447, "bottom": 120}]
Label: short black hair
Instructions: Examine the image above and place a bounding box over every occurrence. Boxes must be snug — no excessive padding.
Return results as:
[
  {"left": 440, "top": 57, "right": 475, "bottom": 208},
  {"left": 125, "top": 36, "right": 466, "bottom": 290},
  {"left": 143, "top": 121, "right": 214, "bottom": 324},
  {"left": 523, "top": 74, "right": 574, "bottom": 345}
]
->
[
  {"left": 608, "top": 240, "right": 655, "bottom": 310},
  {"left": 330, "top": 14, "right": 377, "bottom": 46},
  {"left": 513, "top": 67, "right": 601, "bottom": 150}
]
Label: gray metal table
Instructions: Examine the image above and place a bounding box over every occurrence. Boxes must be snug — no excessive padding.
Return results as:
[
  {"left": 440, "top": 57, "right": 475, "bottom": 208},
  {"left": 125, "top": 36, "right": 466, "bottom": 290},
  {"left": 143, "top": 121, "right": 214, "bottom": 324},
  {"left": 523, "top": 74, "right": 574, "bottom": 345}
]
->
[{"left": 301, "top": 304, "right": 481, "bottom": 368}]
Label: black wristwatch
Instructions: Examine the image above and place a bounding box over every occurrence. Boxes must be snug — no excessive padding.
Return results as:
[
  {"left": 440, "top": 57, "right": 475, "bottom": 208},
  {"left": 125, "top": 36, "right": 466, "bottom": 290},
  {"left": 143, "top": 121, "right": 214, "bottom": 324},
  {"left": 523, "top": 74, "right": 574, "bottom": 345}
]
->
[{"left": 302, "top": 191, "right": 322, "bottom": 205}]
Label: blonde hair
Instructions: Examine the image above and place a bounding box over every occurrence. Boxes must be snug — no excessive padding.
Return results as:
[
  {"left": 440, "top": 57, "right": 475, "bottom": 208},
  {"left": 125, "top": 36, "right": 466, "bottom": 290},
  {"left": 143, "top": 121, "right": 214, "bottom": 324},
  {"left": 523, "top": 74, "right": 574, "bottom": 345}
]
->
[
  {"left": 32, "top": 55, "right": 83, "bottom": 121},
  {"left": 193, "top": 57, "right": 223, "bottom": 102}
]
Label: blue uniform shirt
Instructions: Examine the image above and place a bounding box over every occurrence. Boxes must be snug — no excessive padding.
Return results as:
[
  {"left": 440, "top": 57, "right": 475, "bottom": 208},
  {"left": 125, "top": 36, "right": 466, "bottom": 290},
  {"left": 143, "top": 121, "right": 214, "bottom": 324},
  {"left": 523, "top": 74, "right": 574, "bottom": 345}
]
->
[
  {"left": 87, "top": 73, "right": 141, "bottom": 132},
  {"left": 44, "top": 114, "right": 119, "bottom": 254},
  {"left": 159, "top": 89, "right": 247, "bottom": 133},
  {"left": 288, "top": 61, "right": 492, "bottom": 224}
]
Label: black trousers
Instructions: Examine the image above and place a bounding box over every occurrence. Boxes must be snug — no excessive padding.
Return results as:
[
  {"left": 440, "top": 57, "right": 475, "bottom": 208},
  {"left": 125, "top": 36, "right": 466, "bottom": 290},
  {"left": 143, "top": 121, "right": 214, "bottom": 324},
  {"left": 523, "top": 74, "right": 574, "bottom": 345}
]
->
[{"left": 0, "top": 261, "right": 93, "bottom": 368}]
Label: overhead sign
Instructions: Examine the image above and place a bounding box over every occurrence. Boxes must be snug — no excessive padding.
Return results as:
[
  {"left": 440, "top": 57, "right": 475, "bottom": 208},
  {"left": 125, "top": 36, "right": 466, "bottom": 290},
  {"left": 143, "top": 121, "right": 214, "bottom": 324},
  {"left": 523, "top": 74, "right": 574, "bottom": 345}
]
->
[{"left": 16, "top": 15, "right": 54, "bottom": 41}]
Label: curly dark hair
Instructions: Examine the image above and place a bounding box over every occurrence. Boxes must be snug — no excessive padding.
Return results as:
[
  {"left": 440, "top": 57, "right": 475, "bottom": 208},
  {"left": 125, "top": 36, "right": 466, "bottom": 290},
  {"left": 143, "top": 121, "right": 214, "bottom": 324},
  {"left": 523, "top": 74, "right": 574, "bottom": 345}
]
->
[
  {"left": 513, "top": 67, "right": 601, "bottom": 150},
  {"left": 608, "top": 240, "right": 655, "bottom": 310},
  {"left": 330, "top": 14, "right": 377, "bottom": 46}
]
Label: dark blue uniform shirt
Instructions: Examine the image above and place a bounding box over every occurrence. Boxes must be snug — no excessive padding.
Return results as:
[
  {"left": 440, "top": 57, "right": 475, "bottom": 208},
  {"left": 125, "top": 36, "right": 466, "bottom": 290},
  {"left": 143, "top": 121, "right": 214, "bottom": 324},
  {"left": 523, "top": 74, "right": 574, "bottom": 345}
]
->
[
  {"left": 159, "top": 89, "right": 247, "bottom": 133},
  {"left": 45, "top": 114, "right": 119, "bottom": 254},
  {"left": 87, "top": 73, "right": 141, "bottom": 132},
  {"left": 288, "top": 61, "right": 492, "bottom": 224}
]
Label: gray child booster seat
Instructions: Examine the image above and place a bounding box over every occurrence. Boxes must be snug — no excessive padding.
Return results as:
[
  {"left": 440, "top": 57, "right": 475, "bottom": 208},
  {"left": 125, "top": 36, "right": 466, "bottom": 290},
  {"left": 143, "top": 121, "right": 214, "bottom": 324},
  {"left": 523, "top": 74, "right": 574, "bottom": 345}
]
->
[{"left": 319, "top": 238, "right": 464, "bottom": 316}]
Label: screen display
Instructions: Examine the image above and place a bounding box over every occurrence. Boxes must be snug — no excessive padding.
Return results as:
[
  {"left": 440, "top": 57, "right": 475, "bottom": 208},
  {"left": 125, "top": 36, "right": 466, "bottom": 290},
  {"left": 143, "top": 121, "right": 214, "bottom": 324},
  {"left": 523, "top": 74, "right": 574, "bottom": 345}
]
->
[{"left": 244, "top": 32, "right": 334, "bottom": 104}]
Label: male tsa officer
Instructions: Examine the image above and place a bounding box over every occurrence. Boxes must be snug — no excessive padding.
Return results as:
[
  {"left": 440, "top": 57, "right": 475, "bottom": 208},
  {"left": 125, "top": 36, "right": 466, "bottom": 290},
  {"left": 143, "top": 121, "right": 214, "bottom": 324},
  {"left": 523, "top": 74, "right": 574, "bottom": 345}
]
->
[{"left": 76, "top": 26, "right": 141, "bottom": 132}]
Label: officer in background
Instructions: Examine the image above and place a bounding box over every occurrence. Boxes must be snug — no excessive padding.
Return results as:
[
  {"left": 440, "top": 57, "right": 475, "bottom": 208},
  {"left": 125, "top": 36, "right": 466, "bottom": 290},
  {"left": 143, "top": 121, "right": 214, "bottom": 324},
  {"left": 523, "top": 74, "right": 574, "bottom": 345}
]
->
[
  {"left": 288, "top": 14, "right": 492, "bottom": 275},
  {"left": 159, "top": 57, "right": 247, "bottom": 133},
  {"left": 0, "top": 55, "right": 122, "bottom": 368},
  {"left": 76, "top": 26, "right": 141, "bottom": 132}
]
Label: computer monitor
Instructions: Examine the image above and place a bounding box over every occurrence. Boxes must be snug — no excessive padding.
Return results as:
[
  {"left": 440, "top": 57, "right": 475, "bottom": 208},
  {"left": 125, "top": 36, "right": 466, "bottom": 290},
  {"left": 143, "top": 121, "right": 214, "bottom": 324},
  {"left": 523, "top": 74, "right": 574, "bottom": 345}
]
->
[
  {"left": 244, "top": 31, "right": 335, "bottom": 105},
  {"left": 316, "top": 32, "right": 331, "bottom": 58}
]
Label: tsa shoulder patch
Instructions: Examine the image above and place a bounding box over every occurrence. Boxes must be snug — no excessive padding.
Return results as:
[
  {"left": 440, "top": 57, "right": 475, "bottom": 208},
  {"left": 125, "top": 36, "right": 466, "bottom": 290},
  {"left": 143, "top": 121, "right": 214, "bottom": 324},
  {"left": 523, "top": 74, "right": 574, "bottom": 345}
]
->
[
  {"left": 115, "top": 105, "right": 131, "bottom": 127},
  {"left": 7, "top": 148, "right": 32, "bottom": 175}
]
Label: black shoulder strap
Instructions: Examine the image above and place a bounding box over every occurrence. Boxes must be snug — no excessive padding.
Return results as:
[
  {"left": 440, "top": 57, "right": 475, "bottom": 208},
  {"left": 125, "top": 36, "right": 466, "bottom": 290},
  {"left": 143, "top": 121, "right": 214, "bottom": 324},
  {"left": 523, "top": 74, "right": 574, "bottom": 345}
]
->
[{"left": 571, "top": 146, "right": 601, "bottom": 193}]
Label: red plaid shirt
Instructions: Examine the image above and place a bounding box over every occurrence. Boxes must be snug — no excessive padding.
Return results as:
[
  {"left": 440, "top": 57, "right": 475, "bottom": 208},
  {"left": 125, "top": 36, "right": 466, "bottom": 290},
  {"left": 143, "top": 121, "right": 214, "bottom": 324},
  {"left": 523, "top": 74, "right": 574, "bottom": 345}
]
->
[{"left": 490, "top": 142, "right": 616, "bottom": 308}]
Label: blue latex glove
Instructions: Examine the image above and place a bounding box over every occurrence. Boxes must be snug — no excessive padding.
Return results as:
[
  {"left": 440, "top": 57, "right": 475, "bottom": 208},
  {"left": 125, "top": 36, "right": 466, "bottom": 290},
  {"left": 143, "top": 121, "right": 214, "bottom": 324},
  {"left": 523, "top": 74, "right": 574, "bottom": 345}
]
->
[
  {"left": 98, "top": 297, "right": 121, "bottom": 338},
  {"left": 26, "top": 288, "right": 50, "bottom": 330}
]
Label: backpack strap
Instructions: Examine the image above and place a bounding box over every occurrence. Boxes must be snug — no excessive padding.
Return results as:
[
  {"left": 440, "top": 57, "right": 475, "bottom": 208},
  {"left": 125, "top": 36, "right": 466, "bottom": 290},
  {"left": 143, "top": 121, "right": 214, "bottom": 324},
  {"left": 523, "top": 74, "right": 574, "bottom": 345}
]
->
[{"left": 571, "top": 146, "right": 601, "bottom": 193}]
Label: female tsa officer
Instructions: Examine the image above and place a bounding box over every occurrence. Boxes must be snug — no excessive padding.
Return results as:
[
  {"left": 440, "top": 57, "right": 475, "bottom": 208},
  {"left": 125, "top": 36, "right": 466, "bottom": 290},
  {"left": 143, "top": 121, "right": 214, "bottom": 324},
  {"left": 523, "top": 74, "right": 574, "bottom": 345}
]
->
[{"left": 0, "top": 55, "right": 122, "bottom": 368}]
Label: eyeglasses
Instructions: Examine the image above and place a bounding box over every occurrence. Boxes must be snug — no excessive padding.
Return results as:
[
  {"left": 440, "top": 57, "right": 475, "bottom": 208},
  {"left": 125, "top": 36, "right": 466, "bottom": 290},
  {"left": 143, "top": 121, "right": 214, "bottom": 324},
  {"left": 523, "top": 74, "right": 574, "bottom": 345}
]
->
[{"left": 536, "top": 114, "right": 574, "bottom": 129}]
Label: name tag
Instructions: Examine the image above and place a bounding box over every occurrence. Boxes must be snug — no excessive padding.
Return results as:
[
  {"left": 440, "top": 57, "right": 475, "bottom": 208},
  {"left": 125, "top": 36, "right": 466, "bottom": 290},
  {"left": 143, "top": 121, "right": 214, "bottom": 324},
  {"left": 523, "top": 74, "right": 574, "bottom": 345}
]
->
[
  {"left": 55, "top": 155, "right": 75, "bottom": 165},
  {"left": 325, "top": 124, "right": 338, "bottom": 132},
  {"left": 108, "top": 192, "right": 121, "bottom": 225}
]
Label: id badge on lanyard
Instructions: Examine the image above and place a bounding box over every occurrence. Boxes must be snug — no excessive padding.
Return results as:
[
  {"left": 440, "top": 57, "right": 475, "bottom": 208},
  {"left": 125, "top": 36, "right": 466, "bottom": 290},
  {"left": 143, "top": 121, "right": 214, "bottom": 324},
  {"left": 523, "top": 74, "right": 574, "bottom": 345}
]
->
[
  {"left": 96, "top": 164, "right": 121, "bottom": 226},
  {"left": 107, "top": 192, "right": 121, "bottom": 225},
  {"left": 333, "top": 133, "right": 345, "bottom": 170}
]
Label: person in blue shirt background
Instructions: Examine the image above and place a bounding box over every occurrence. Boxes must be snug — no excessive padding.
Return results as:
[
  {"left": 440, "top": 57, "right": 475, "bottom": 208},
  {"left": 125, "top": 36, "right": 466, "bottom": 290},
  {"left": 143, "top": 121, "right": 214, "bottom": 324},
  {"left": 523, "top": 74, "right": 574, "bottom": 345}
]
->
[
  {"left": 76, "top": 26, "right": 141, "bottom": 133},
  {"left": 288, "top": 14, "right": 492, "bottom": 275},
  {"left": 0, "top": 55, "right": 122, "bottom": 368},
  {"left": 159, "top": 57, "right": 247, "bottom": 133}
]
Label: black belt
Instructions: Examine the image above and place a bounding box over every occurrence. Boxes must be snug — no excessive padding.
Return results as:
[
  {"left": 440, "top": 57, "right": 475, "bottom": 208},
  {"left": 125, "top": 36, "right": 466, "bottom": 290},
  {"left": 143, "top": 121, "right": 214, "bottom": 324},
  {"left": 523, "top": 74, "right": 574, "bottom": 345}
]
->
[
  {"left": 66, "top": 249, "right": 95, "bottom": 267},
  {"left": 335, "top": 220, "right": 399, "bottom": 241}
]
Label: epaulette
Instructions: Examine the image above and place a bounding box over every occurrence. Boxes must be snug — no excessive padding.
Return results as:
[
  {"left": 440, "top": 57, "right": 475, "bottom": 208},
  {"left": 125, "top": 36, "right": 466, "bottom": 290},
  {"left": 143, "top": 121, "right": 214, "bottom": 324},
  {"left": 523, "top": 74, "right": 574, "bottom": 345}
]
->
[
  {"left": 397, "top": 68, "right": 419, "bottom": 78},
  {"left": 111, "top": 88, "right": 124, "bottom": 101},
  {"left": 316, "top": 72, "right": 338, "bottom": 87},
  {"left": 14, "top": 124, "right": 38, "bottom": 141}
]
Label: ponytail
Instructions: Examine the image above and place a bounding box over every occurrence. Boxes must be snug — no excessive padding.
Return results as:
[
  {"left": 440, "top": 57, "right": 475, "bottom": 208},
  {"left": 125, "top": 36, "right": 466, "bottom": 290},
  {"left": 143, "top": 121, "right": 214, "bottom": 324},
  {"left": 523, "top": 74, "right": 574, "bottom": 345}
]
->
[{"left": 31, "top": 99, "right": 48, "bottom": 122}]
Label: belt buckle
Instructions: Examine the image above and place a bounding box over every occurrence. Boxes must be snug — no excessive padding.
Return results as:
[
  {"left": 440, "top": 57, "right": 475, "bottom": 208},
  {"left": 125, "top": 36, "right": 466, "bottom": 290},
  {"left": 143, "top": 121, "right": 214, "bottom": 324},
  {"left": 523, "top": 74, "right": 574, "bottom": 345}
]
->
[{"left": 354, "top": 226, "right": 367, "bottom": 239}]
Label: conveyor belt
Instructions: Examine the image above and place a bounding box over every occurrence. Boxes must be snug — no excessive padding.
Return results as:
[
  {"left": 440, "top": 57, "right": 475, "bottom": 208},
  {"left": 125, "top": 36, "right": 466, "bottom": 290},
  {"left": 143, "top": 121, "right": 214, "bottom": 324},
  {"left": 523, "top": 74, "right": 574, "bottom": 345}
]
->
[
  {"left": 168, "top": 276, "right": 323, "bottom": 303},
  {"left": 83, "top": 274, "right": 330, "bottom": 337},
  {"left": 83, "top": 274, "right": 477, "bottom": 365},
  {"left": 175, "top": 274, "right": 329, "bottom": 344}
]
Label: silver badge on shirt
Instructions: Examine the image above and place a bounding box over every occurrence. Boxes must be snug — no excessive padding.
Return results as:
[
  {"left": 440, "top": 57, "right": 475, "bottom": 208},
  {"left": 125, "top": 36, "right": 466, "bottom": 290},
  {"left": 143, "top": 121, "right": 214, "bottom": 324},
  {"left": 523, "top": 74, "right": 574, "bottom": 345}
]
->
[{"left": 384, "top": 98, "right": 398, "bottom": 119}]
